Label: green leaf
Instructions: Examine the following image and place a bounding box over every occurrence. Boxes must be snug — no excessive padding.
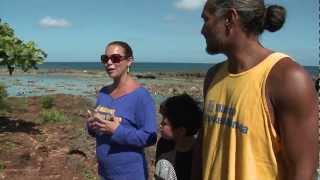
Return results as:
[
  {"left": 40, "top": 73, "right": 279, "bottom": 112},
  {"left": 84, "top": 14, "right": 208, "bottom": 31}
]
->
[{"left": 0, "top": 21, "right": 47, "bottom": 75}]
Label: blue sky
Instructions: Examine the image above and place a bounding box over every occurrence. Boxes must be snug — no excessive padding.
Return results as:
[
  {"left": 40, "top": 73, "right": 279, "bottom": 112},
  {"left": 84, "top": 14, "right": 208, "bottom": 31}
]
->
[{"left": 1, "top": 0, "right": 318, "bottom": 65}]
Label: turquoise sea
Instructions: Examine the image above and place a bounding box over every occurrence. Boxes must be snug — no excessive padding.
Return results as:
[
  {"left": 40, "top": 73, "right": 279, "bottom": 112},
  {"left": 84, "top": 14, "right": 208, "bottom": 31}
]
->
[
  {"left": 0, "top": 62, "right": 318, "bottom": 101},
  {"left": 38, "top": 62, "right": 213, "bottom": 73},
  {"left": 37, "top": 62, "right": 318, "bottom": 76}
]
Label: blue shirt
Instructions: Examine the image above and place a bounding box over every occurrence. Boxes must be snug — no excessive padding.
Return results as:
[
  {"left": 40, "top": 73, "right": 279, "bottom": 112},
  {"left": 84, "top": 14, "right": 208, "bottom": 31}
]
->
[{"left": 91, "top": 86, "right": 157, "bottom": 180}]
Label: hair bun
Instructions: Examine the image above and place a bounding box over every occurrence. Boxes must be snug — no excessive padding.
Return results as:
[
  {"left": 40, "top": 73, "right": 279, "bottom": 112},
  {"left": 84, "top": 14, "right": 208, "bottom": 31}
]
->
[{"left": 264, "top": 5, "right": 286, "bottom": 32}]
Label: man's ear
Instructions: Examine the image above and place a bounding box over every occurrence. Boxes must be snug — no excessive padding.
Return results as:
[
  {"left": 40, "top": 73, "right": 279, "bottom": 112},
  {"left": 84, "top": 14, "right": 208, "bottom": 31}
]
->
[
  {"left": 224, "top": 8, "right": 239, "bottom": 29},
  {"left": 223, "top": 8, "right": 239, "bottom": 35},
  {"left": 225, "top": 8, "right": 239, "bottom": 25}
]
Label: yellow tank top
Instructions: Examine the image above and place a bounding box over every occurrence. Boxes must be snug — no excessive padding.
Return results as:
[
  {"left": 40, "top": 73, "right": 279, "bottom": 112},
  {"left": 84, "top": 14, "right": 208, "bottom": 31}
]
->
[{"left": 202, "top": 52, "right": 289, "bottom": 180}]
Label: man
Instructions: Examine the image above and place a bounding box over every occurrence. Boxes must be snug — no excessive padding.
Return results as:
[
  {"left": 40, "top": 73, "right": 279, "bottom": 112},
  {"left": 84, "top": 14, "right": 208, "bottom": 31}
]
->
[{"left": 193, "top": 0, "right": 318, "bottom": 180}]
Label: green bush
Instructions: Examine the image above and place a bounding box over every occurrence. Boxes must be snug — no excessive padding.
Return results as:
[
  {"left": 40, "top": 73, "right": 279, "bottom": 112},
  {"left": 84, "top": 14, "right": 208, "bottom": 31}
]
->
[
  {"left": 83, "top": 169, "right": 97, "bottom": 180},
  {"left": 12, "top": 97, "right": 28, "bottom": 112},
  {"left": 5, "top": 97, "right": 28, "bottom": 113},
  {"left": 0, "top": 99, "right": 10, "bottom": 114},
  {"left": 41, "top": 109, "right": 67, "bottom": 123},
  {"left": 0, "top": 83, "right": 9, "bottom": 114},
  {"left": 0, "top": 161, "right": 6, "bottom": 173},
  {"left": 41, "top": 95, "right": 54, "bottom": 109},
  {"left": 0, "top": 83, "right": 8, "bottom": 100}
]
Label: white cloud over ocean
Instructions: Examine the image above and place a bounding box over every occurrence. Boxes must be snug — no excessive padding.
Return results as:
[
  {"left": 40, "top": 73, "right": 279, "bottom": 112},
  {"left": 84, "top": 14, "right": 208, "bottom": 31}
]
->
[
  {"left": 39, "top": 16, "right": 72, "bottom": 28},
  {"left": 174, "top": 0, "right": 206, "bottom": 11}
]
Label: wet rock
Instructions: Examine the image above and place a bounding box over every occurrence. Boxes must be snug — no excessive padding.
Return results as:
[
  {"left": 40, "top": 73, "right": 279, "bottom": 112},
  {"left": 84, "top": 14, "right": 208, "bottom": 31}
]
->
[{"left": 135, "top": 74, "right": 156, "bottom": 79}]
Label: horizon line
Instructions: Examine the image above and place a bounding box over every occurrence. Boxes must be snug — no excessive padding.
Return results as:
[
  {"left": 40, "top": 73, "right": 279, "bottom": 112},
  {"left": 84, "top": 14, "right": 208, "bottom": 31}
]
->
[{"left": 40, "top": 61, "right": 318, "bottom": 67}]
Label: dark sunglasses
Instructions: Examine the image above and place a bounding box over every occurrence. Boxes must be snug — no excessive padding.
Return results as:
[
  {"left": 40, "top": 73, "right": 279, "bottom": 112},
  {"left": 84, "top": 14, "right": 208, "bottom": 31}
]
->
[{"left": 100, "top": 54, "right": 127, "bottom": 64}]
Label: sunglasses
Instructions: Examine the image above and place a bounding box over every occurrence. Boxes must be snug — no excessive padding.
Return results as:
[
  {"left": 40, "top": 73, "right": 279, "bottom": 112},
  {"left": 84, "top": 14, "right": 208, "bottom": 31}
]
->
[{"left": 100, "top": 54, "right": 127, "bottom": 64}]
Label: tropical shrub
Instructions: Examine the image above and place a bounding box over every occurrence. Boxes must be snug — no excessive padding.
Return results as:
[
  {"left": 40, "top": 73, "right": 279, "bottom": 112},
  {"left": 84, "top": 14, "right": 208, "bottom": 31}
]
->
[
  {"left": 41, "top": 109, "right": 67, "bottom": 123},
  {"left": 41, "top": 95, "right": 54, "bottom": 109},
  {"left": 0, "top": 83, "right": 9, "bottom": 113},
  {"left": 0, "top": 20, "right": 47, "bottom": 75}
]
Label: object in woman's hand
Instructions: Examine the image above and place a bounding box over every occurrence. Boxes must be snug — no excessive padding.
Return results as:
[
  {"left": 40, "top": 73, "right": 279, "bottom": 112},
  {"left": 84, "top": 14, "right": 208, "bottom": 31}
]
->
[
  {"left": 87, "top": 109, "right": 103, "bottom": 121},
  {"left": 94, "top": 105, "right": 115, "bottom": 121}
]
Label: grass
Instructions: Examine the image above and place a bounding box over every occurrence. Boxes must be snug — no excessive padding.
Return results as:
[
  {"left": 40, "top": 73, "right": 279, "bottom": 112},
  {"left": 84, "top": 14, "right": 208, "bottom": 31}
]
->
[
  {"left": 83, "top": 169, "right": 97, "bottom": 180},
  {"left": 75, "top": 127, "right": 86, "bottom": 137},
  {"left": 40, "top": 109, "right": 68, "bottom": 123},
  {"left": 0, "top": 83, "right": 10, "bottom": 115},
  {"left": 0, "top": 99, "right": 10, "bottom": 116},
  {"left": 2, "top": 141, "right": 17, "bottom": 153},
  {"left": 9, "top": 97, "right": 28, "bottom": 112},
  {"left": 78, "top": 163, "right": 97, "bottom": 180},
  {"left": 40, "top": 95, "right": 54, "bottom": 109},
  {"left": 0, "top": 161, "right": 6, "bottom": 173}
]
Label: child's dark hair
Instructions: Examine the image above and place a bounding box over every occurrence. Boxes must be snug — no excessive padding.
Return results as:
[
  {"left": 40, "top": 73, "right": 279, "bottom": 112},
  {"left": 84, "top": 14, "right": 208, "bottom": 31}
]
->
[{"left": 160, "top": 93, "right": 202, "bottom": 136}]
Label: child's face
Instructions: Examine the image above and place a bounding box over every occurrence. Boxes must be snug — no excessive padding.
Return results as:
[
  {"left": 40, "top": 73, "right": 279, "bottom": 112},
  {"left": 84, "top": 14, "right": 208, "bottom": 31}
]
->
[{"left": 159, "top": 116, "right": 174, "bottom": 140}]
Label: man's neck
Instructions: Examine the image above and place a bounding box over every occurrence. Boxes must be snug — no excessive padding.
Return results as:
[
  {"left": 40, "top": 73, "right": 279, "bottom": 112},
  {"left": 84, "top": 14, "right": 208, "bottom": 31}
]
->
[{"left": 225, "top": 36, "right": 272, "bottom": 74}]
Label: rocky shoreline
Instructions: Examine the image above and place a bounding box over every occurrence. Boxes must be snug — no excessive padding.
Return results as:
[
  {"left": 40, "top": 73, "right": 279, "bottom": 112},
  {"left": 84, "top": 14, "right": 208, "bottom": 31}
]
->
[
  {"left": 0, "top": 68, "right": 205, "bottom": 104},
  {"left": 0, "top": 68, "right": 207, "bottom": 78}
]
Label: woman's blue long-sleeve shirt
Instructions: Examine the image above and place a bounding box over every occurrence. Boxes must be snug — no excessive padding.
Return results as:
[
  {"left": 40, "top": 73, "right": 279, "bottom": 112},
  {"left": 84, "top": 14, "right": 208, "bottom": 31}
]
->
[{"left": 89, "top": 86, "right": 157, "bottom": 180}]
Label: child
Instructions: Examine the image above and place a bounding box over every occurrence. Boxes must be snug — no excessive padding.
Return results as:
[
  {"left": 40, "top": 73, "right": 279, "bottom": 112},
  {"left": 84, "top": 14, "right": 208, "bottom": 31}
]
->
[{"left": 155, "top": 93, "right": 202, "bottom": 180}]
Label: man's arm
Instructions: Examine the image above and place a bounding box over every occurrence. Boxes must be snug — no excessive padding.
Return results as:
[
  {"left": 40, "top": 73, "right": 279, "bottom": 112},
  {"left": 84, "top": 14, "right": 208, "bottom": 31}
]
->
[{"left": 268, "top": 58, "right": 318, "bottom": 180}]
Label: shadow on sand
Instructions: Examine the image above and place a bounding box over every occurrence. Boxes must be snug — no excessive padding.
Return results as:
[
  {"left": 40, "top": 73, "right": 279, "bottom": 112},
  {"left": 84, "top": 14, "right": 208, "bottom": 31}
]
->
[{"left": 0, "top": 116, "right": 41, "bottom": 134}]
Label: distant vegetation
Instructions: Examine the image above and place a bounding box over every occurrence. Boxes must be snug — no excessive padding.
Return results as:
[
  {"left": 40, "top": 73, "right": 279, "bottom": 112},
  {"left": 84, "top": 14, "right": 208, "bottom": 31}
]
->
[
  {"left": 39, "top": 95, "right": 68, "bottom": 123},
  {"left": 0, "top": 19, "right": 47, "bottom": 75},
  {"left": 41, "top": 95, "right": 55, "bottom": 109},
  {"left": 0, "top": 83, "right": 7, "bottom": 99},
  {"left": 0, "top": 83, "right": 9, "bottom": 114},
  {"left": 40, "top": 109, "right": 68, "bottom": 123},
  {"left": 0, "top": 160, "right": 6, "bottom": 173}
]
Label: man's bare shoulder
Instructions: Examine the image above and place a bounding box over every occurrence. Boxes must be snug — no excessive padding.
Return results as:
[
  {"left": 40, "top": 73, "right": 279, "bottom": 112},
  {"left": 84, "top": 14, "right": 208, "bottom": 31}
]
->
[
  {"left": 268, "top": 57, "right": 313, "bottom": 92},
  {"left": 267, "top": 57, "right": 316, "bottom": 110}
]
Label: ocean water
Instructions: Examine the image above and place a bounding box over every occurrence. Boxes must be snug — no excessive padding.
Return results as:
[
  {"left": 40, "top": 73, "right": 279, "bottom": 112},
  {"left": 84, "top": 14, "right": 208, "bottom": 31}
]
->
[
  {"left": 0, "top": 62, "right": 318, "bottom": 101},
  {"left": 0, "top": 74, "right": 170, "bottom": 104},
  {"left": 37, "top": 62, "right": 213, "bottom": 73},
  {"left": 0, "top": 75, "right": 108, "bottom": 101},
  {"left": 37, "top": 62, "right": 318, "bottom": 77}
]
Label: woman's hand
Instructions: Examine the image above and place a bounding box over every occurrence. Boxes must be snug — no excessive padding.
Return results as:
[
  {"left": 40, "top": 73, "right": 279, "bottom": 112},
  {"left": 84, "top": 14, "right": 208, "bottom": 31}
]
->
[
  {"left": 95, "top": 116, "right": 122, "bottom": 135},
  {"left": 87, "top": 110, "right": 99, "bottom": 130}
]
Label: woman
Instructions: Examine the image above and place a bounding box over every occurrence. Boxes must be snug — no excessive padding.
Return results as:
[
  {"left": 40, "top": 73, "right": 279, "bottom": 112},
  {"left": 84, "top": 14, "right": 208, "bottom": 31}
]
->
[{"left": 87, "top": 41, "right": 157, "bottom": 180}]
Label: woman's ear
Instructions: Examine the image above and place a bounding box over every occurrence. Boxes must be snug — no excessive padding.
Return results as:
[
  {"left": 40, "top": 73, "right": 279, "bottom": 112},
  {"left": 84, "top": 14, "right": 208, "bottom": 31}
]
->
[{"left": 127, "top": 57, "right": 133, "bottom": 67}]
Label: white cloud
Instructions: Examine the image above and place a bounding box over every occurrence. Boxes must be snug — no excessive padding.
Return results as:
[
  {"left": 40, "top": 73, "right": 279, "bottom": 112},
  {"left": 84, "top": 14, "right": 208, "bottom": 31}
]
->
[
  {"left": 39, "top": 16, "right": 72, "bottom": 28},
  {"left": 164, "top": 14, "right": 176, "bottom": 22},
  {"left": 174, "top": 0, "right": 206, "bottom": 11}
]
